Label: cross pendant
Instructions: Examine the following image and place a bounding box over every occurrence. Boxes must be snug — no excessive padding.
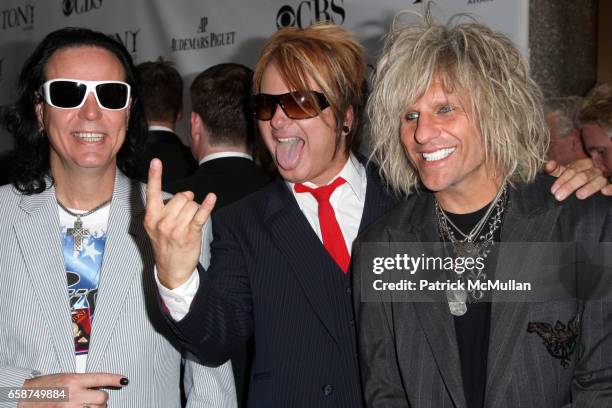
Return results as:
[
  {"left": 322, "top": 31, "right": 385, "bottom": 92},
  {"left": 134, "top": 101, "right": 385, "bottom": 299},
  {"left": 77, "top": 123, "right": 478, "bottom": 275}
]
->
[{"left": 67, "top": 217, "right": 90, "bottom": 252}]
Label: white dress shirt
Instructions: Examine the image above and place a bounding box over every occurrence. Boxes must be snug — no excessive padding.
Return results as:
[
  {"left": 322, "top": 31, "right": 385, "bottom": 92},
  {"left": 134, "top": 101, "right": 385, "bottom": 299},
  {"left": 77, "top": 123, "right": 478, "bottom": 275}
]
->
[
  {"left": 156, "top": 154, "right": 368, "bottom": 320},
  {"left": 148, "top": 125, "right": 175, "bottom": 133},
  {"left": 199, "top": 151, "right": 253, "bottom": 165}
]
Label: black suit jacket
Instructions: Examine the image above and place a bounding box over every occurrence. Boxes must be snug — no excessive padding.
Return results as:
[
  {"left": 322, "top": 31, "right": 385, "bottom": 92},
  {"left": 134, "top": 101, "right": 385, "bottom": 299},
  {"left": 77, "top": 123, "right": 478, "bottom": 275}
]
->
[
  {"left": 166, "top": 157, "right": 270, "bottom": 209},
  {"left": 140, "top": 130, "right": 196, "bottom": 186},
  {"left": 166, "top": 162, "right": 397, "bottom": 407},
  {"left": 353, "top": 174, "right": 612, "bottom": 408}
]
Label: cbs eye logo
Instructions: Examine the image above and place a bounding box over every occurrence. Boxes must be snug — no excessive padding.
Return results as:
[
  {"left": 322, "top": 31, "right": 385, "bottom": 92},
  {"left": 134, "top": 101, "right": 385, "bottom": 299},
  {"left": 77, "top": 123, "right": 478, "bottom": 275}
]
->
[
  {"left": 276, "top": 0, "right": 345, "bottom": 29},
  {"left": 62, "top": 0, "right": 103, "bottom": 17}
]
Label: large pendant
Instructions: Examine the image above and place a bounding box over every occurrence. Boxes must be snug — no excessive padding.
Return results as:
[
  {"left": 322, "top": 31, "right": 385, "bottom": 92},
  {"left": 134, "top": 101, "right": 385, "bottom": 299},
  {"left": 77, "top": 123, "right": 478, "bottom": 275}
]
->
[
  {"left": 449, "top": 301, "right": 467, "bottom": 316},
  {"left": 447, "top": 288, "right": 468, "bottom": 316},
  {"left": 66, "top": 216, "right": 90, "bottom": 252}
]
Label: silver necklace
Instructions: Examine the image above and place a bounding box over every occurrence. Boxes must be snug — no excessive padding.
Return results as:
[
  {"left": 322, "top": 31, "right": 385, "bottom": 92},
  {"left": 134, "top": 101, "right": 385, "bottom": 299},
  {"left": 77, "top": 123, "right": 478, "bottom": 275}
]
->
[
  {"left": 57, "top": 199, "right": 111, "bottom": 252},
  {"left": 435, "top": 183, "right": 508, "bottom": 316}
]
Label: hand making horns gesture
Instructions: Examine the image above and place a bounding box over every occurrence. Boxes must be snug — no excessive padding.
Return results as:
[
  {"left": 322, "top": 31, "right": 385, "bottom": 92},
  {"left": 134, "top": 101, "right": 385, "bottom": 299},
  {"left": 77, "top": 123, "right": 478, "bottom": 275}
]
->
[{"left": 144, "top": 158, "right": 216, "bottom": 289}]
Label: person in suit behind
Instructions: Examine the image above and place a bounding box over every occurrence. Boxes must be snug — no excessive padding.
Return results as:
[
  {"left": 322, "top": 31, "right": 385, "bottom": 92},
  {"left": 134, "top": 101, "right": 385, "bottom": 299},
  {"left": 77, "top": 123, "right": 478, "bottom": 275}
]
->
[
  {"left": 0, "top": 27, "right": 236, "bottom": 407},
  {"left": 354, "top": 14, "right": 612, "bottom": 407},
  {"left": 166, "top": 63, "right": 270, "bottom": 407},
  {"left": 137, "top": 58, "right": 196, "bottom": 186},
  {"left": 166, "top": 63, "right": 270, "bottom": 209},
  {"left": 578, "top": 83, "right": 612, "bottom": 181},
  {"left": 544, "top": 96, "right": 588, "bottom": 166}
]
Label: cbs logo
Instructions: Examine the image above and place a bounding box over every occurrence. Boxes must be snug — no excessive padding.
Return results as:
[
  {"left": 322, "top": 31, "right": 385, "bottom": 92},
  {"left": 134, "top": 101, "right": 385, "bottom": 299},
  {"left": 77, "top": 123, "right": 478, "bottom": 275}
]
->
[{"left": 276, "top": 0, "right": 345, "bottom": 29}]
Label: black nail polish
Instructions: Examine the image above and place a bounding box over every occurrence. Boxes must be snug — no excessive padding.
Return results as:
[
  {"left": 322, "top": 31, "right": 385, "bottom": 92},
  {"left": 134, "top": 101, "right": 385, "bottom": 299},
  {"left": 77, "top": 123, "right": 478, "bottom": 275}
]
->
[{"left": 120, "top": 377, "right": 129, "bottom": 386}]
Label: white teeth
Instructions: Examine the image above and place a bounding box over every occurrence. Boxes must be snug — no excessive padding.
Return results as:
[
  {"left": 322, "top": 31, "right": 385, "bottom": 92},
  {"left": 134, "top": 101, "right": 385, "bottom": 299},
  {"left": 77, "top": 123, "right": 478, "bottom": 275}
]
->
[
  {"left": 422, "top": 147, "right": 456, "bottom": 162},
  {"left": 73, "top": 132, "right": 105, "bottom": 142},
  {"left": 277, "top": 137, "right": 299, "bottom": 143}
]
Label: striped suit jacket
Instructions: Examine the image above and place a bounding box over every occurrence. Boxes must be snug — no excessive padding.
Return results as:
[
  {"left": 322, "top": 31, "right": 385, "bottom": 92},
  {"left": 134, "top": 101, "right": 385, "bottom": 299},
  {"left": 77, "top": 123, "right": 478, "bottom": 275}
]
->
[
  {"left": 353, "top": 174, "right": 612, "bottom": 407},
  {"left": 0, "top": 170, "right": 236, "bottom": 407}
]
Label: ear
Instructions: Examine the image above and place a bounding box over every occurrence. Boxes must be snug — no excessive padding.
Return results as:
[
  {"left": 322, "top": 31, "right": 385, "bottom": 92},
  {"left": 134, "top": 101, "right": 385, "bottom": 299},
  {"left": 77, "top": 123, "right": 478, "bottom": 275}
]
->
[
  {"left": 190, "top": 112, "right": 201, "bottom": 145},
  {"left": 35, "top": 97, "right": 45, "bottom": 131},
  {"left": 342, "top": 106, "right": 354, "bottom": 130},
  {"left": 176, "top": 110, "right": 183, "bottom": 122}
]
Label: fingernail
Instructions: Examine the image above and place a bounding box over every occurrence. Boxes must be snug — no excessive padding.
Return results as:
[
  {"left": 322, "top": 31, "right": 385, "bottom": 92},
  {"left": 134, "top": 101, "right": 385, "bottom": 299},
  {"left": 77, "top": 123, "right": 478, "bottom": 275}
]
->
[
  {"left": 555, "top": 191, "right": 567, "bottom": 201},
  {"left": 120, "top": 377, "right": 129, "bottom": 386}
]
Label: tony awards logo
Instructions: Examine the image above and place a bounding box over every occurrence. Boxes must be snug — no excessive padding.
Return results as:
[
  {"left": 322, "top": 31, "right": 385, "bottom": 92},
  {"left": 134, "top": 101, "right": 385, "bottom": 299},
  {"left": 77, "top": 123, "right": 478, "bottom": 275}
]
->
[
  {"left": 110, "top": 29, "right": 140, "bottom": 54},
  {"left": 1, "top": 2, "right": 35, "bottom": 31}
]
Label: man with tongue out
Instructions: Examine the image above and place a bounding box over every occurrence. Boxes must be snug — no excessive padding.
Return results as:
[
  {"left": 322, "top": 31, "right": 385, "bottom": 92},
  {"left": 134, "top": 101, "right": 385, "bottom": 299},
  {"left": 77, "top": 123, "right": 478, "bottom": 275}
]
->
[
  {"left": 144, "top": 23, "right": 610, "bottom": 408},
  {"left": 146, "top": 23, "right": 395, "bottom": 407}
]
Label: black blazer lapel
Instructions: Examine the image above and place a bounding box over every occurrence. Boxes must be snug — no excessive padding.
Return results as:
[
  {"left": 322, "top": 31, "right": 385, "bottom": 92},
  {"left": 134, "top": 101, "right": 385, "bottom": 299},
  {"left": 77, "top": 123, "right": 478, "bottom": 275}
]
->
[
  {"left": 263, "top": 179, "right": 346, "bottom": 345},
  {"left": 386, "top": 193, "right": 468, "bottom": 408},
  {"left": 358, "top": 163, "right": 397, "bottom": 235},
  {"left": 485, "top": 180, "right": 561, "bottom": 407}
]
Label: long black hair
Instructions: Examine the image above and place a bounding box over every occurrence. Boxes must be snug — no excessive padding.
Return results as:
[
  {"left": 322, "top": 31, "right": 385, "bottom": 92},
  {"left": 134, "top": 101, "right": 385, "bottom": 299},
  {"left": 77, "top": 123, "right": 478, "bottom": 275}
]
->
[{"left": 2, "top": 27, "right": 147, "bottom": 194}]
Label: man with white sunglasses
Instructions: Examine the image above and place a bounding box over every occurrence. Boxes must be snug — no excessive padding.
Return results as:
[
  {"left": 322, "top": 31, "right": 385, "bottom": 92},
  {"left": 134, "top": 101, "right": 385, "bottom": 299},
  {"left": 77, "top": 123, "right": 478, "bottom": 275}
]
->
[{"left": 0, "top": 27, "right": 236, "bottom": 408}]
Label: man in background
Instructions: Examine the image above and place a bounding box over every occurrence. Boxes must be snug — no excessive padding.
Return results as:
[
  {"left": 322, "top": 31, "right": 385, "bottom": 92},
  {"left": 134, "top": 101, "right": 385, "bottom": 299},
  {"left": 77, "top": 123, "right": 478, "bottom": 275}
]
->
[
  {"left": 579, "top": 83, "right": 612, "bottom": 180},
  {"left": 166, "top": 62, "right": 269, "bottom": 407},
  {"left": 137, "top": 58, "right": 196, "bottom": 185},
  {"left": 545, "top": 96, "right": 587, "bottom": 165},
  {"left": 166, "top": 63, "right": 269, "bottom": 209}
]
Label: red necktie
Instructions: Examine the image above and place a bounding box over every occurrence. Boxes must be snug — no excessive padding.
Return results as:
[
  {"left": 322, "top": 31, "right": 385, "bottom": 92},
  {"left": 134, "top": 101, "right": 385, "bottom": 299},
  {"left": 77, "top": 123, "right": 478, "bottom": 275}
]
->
[{"left": 294, "top": 177, "right": 350, "bottom": 273}]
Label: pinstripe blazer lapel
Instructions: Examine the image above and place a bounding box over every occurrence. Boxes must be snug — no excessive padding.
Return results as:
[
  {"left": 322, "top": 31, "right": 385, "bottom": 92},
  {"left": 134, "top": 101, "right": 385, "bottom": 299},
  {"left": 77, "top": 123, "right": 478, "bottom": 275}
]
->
[
  {"left": 87, "top": 171, "right": 147, "bottom": 372},
  {"left": 484, "top": 182, "right": 560, "bottom": 407},
  {"left": 15, "top": 183, "right": 75, "bottom": 373},
  {"left": 388, "top": 193, "right": 468, "bottom": 408}
]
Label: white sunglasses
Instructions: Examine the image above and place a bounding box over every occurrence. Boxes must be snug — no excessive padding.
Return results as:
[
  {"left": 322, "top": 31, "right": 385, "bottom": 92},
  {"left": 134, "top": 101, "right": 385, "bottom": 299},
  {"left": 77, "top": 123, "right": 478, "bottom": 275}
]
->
[{"left": 40, "top": 78, "right": 131, "bottom": 110}]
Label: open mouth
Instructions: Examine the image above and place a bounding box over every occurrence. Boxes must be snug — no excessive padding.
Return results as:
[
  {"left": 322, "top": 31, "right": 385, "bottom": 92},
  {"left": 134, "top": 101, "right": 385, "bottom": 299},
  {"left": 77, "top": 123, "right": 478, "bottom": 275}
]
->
[
  {"left": 72, "top": 132, "right": 106, "bottom": 142},
  {"left": 422, "top": 147, "right": 456, "bottom": 162},
  {"left": 275, "top": 137, "right": 304, "bottom": 171}
]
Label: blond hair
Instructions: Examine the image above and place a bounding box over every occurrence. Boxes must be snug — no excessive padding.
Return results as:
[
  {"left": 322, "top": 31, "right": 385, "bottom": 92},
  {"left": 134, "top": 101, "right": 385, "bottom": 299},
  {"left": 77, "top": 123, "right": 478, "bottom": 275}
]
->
[
  {"left": 368, "top": 14, "right": 548, "bottom": 195},
  {"left": 253, "top": 23, "right": 367, "bottom": 153}
]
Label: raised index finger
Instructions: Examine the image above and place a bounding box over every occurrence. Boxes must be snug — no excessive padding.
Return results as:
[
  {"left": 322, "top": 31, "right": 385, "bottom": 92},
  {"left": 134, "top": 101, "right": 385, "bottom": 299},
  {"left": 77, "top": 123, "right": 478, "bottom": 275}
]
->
[
  {"left": 146, "top": 158, "right": 164, "bottom": 216},
  {"left": 76, "top": 373, "right": 128, "bottom": 389}
]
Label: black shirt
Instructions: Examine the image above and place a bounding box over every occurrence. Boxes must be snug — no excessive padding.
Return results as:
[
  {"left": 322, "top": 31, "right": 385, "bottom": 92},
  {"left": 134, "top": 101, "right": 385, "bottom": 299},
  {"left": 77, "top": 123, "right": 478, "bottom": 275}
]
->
[{"left": 444, "top": 203, "right": 502, "bottom": 408}]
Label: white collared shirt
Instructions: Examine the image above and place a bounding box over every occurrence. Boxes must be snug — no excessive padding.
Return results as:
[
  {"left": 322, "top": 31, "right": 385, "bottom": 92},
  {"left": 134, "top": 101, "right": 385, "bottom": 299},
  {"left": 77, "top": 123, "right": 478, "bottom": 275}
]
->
[
  {"left": 148, "top": 125, "right": 175, "bottom": 133},
  {"left": 199, "top": 151, "right": 253, "bottom": 166},
  {"left": 288, "top": 153, "right": 367, "bottom": 254}
]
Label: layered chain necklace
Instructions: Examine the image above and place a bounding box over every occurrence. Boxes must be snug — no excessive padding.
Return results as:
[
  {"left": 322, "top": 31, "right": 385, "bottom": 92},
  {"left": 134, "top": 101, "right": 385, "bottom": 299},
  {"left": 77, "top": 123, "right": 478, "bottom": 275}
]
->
[
  {"left": 57, "top": 199, "right": 112, "bottom": 252},
  {"left": 435, "top": 182, "right": 508, "bottom": 316}
]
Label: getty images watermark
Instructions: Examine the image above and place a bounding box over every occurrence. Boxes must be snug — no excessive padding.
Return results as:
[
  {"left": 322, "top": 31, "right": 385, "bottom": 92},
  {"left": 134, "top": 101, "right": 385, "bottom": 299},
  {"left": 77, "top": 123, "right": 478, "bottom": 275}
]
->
[{"left": 354, "top": 242, "right": 612, "bottom": 303}]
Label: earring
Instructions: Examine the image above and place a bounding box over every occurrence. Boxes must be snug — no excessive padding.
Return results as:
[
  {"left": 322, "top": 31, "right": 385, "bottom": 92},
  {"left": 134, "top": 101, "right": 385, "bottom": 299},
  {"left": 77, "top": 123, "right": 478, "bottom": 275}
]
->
[{"left": 342, "top": 125, "right": 350, "bottom": 134}]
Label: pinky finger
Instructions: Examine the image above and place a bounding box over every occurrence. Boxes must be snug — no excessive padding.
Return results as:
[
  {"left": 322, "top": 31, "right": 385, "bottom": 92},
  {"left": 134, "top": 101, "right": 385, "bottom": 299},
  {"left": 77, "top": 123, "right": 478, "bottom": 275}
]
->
[{"left": 191, "top": 193, "right": 216, "bottom": 232}]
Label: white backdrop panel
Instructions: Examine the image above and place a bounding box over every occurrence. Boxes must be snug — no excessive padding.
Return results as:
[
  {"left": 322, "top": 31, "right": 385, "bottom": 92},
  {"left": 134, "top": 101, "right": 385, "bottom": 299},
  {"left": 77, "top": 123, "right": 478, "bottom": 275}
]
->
[{"left": 0, "top": 0, "right": 528, "bottom": 150}]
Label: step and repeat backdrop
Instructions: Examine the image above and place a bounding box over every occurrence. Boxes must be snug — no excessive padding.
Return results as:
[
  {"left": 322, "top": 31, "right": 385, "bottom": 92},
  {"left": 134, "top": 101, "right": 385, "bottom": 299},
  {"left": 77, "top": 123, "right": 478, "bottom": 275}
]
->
[{"left": 0, "top": 0, "right": 528, "bottom": 150}]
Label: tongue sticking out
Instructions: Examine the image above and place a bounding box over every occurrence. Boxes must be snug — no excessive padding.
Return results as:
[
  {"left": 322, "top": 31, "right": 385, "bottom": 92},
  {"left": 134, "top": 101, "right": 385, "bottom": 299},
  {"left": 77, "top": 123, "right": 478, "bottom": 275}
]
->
[{"left": 275, "top": 139, "right": 304, "bottom": 170}]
